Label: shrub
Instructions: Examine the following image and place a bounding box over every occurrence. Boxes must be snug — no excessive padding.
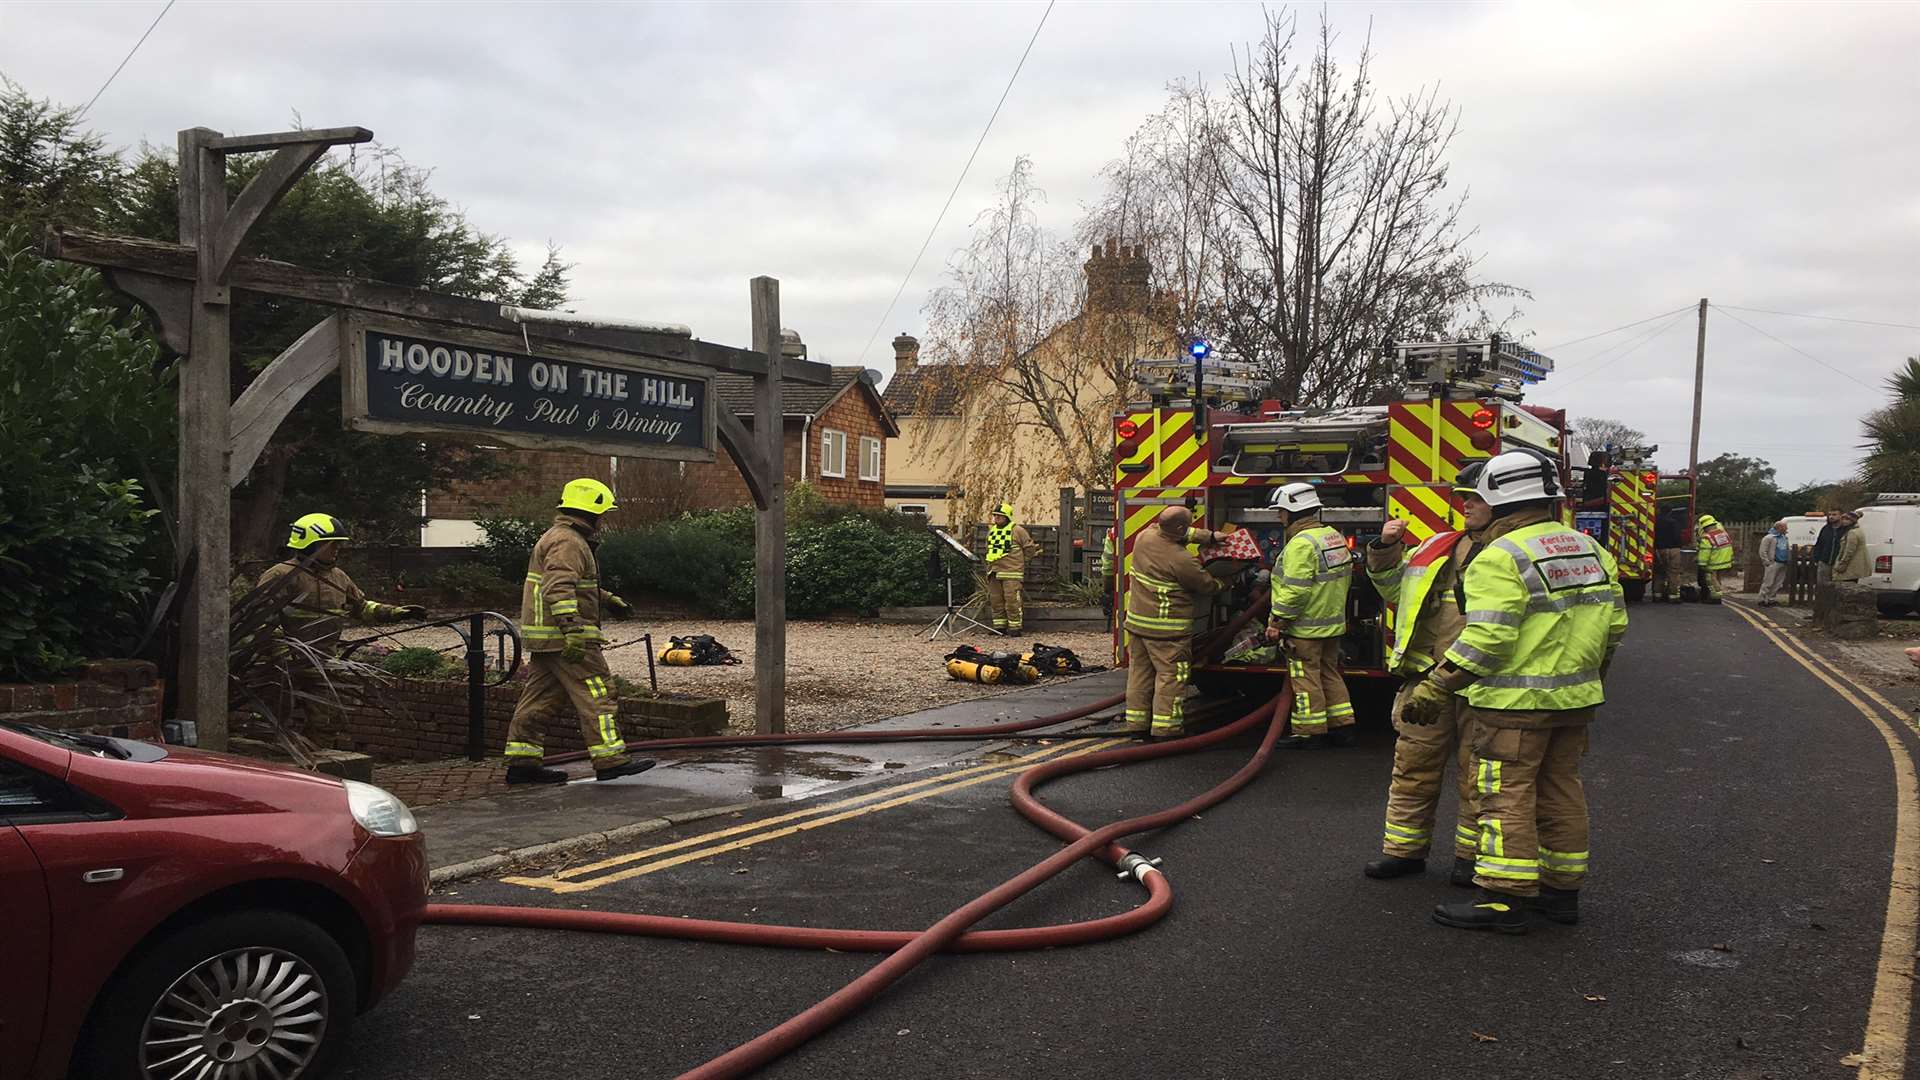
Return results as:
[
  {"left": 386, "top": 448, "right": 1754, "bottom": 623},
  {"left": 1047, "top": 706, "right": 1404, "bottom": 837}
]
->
[
  {"left": 472, "top": 514, "right": 547, "bottom": 579},
  {"left": 725, "top": 515, "right": 944, "bottom": 617},
  {"left": 429, "top": 561, "right": 513, "bottom": 603},
  {"left": 379, "top": 646, "right": 459, "bottom": 679},
  {"left": 597, "top": 509, "right": 754, "bottom": 614}
]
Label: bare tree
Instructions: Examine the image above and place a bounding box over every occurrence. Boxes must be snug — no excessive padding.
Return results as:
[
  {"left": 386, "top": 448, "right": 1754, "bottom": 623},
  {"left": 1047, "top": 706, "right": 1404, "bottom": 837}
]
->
[
  {"left": 1573, "top": 417, "right": 1648, "bottom": 452},
  {"left": 1211, "top": 9, "right": 1522, "bottom": 406}
]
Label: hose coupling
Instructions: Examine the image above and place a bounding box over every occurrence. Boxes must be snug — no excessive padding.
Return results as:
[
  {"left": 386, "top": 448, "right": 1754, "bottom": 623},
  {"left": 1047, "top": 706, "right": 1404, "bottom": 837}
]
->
[{"left": 1114, "top": 853, "right": 1164, "bottom": 883}]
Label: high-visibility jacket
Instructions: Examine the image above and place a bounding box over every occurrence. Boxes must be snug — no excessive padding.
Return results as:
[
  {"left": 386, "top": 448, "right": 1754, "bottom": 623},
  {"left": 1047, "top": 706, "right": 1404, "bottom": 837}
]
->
[
  {"left": 1269, "top": 518, "right": 1352, "bottom": 639},
  {"left": 1366, "top": 530, "right": 1475, "bottom": 676},
  {"left": 985, "top": 516, "right": 1039, "bottom": 579},
  {"left": 1443, "top": 511, "right": 1627, "bottom": 712},
  {"left": 1098, "top": 527, "right": 1115, "bottom": 576},
  {"left": 521, "top": 515, "right": 606, "bottom": 653},
  {"left": 256, "top": 561, "right": 410, "bottom": 653},
  {"left": 1125, "top": 526, "right": 1222, "bottom": 640},
  {"left": 1698, "top": 518, "right": 1734, "bottom": 570}
]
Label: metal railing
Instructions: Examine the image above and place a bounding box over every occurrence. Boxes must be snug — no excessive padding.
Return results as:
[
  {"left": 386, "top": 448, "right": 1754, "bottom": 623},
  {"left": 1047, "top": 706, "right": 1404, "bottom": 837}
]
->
[{"left": 341, "top": 611, "right": 522, "bottom": 761}]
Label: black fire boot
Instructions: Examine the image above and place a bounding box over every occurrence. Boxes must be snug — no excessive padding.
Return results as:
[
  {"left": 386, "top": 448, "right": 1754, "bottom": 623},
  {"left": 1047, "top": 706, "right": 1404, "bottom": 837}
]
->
[
  {"left": 594, "top": 758, "right": 658, "bottom": 782},
  {"left": 1326, "top": 726, "right": 1358, "bottom": 748},
  {"left": 1533, "top": 886, "right": 1581, "bottom": 925},
  {"left": 1364, "top": 855, "right": 1426, "bottom": 880},
  {"left": 1432, "top": 890, "right": 1530, "bottom": 935},
  {"left": 1449, "top": 860, "right": 1477, "bottom": 888},
  {"left": 1278, "top": 734, "right": 1328, "bottom": 751},
  {"left": 505, "top": 764, "right": 568, "bottom": 785}
]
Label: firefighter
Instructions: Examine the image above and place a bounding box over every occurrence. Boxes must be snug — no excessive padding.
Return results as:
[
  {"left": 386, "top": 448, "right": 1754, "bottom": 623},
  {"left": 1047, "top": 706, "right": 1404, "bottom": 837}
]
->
[
  {"left": 984, "top": 502, "right": 1041, "bottom": 636},
  {"left": 1263, "top": 482, "right": 1356, "bottom": 748},
  {"left": 1696, "top": 513, "right": 1733, "bottom": 603},
  {"left": 1652, "top": 506, "right": 1692, "bottom": 603},
  {"left": 1123, "top": 505, "right": 1222, "bottom": 738},
  {"left": 501, "top": 479, "right": 654, "bottom": 784},
  {"left": 1404, "top": 449, "right": 1627, "bottom": 934},
  {"left": 256, "top": 513, "right": 425, "bottom": 729},
  {"left": 1097, "top": 525, "right": 1117, "bottom": 625},
  {"left": 1361, "top": 463, "right": 1494, "bottom": 885}
]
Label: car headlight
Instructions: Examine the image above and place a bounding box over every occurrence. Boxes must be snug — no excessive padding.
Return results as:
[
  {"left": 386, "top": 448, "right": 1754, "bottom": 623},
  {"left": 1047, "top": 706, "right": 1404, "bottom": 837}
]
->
[{"left": 344, "top": 780, "right": 419, "bottom": 837}]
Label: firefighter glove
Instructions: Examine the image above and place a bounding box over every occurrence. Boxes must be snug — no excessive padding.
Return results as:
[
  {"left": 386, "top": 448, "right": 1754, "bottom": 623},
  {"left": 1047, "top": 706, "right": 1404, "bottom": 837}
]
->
[
  {"left": 604, "top": 592, "right": 633, "bottom": 617},
  {"left": 561, "top": 631, "right": 590, "bottom": 663},
  {"left": 1400, "top": 678, "right": 1453, "bottom": 726}
]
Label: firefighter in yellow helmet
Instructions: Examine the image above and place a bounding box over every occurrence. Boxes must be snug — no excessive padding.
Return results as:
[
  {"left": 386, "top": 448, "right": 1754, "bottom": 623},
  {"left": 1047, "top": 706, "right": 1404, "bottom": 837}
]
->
[
  {"left": 1360, "top": 461, "right": 1494, "bottom": 885},
  {"left": 1123, "top": 505, "right": 1222, "bottom": 738},
  {"left": 255, "top": 513, "right": 426, "bottom": 730},
  {"left": 1405, "top": 449, "right": 1627, "bottom": 934},
  {"left": 1696, "top": 513, "right": 1733, "bottom": 603},
  {"left": 984, "top": 501, "right": 1041, "bottom": 636},
  {"left": 1263, "top": 482, "right": 1356, "bottom": 748},
  {"left": 501, "top": 479, "right": 653, "bottom": 784},
  {"left": 257, "top": 513, "right": 425, "bottom": 651}
]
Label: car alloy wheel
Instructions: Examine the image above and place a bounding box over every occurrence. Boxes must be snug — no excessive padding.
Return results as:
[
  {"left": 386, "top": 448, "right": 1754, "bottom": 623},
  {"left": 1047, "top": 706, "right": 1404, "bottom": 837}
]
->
[{"left": 139, "top": 946, "right": 329, "bottom": 1078}]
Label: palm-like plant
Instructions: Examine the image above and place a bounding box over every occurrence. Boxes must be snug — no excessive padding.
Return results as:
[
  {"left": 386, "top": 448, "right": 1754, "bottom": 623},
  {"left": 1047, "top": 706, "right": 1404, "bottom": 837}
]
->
[
  {"left": 1886, "top": 357, "right": 1920, "bottom": 404},
  {"left": 1860, "top": 395, "right": 1920, "bottom": 495}
]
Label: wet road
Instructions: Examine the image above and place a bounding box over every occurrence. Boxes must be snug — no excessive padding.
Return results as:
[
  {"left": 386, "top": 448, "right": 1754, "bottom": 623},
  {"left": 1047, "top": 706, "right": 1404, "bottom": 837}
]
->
[{"left": 341, "top": 602, "right": 1919, "bottom": 1080}]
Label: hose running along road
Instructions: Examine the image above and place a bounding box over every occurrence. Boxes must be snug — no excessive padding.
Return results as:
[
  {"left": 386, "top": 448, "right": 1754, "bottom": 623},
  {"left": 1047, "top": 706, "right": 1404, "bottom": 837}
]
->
[{"left": 424, "top": 593, "right": 1288, "bottom": 1077}]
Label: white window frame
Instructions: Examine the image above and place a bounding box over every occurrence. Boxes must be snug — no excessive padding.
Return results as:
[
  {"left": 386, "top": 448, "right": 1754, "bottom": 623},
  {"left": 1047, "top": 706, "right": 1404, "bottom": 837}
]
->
[
  {"left": 859, "top": 436, "right": 882, "bottom": 482},
  {"left": 820, "top": 429, "right": 848, "bottom": 478}
]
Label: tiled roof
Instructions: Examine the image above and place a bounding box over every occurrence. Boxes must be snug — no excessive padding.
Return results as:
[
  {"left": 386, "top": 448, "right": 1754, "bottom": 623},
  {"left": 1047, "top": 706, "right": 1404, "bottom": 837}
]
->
[
  {"left": 881, "top": 365, "right": 968, "bottom": 416},
  {"left": 714, "top": 366, "right": 862, "bottom": 419}
]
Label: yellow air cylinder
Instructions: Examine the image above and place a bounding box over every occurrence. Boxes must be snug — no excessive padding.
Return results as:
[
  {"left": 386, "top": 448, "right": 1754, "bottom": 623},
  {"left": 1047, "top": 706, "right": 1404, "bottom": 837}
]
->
[
  {"left": 660, "top": 647, "right": 696, "bottom": 666},
  {"left": 946, "top": 659, "right": 1002, "bottom": 684}
]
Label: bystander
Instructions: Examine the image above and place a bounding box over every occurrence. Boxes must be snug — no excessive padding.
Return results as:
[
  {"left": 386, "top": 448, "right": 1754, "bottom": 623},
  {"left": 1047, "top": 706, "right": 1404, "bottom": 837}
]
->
[{"left": 1757, "top": 520, "right": 1791, "bottom": 606}]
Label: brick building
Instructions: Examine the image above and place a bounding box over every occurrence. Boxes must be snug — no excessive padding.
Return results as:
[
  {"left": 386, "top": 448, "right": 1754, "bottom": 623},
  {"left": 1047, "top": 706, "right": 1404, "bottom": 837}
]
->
[{"left": 422, "top": 343, "right": 898, "bottom": 544}]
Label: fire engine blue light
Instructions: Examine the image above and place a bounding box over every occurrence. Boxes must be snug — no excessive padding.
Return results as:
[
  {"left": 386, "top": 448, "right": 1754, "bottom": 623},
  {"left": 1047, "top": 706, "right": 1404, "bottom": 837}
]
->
[{"left": 1189, "top": 339, "right": 1210, "bottom": 360}]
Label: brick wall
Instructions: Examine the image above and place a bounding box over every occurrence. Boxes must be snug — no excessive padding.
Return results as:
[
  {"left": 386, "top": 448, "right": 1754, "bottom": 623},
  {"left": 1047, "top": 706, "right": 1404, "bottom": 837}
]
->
[
  {"left": 806, "top": 385, "right": 889, "bottom": 509},
  {"left": 0, "top": 660, "right": 162, "bottom": 741},
  {"left": 320, "top": 679, "right": 726, "bottom": 762}
]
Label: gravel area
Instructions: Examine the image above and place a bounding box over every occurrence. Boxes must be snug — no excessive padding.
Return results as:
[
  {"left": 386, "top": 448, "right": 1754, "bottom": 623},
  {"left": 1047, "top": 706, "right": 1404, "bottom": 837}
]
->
[{"left": 601, "top": 618, "right": 1113, "bottom": 734}]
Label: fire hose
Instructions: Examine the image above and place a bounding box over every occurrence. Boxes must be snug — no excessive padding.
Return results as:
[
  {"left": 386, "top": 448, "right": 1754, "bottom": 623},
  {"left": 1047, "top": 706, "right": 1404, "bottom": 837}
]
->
[{"left": 424, "top": 592, "right": 1288, "bottom": 1078}]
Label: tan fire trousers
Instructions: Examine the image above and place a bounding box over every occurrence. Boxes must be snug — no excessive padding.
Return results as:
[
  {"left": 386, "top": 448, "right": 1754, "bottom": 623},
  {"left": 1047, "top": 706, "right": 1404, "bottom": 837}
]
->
[
  {"left": 1285, "top": 637, "right": 1354, "bottom": 736},
  {"left": 1126, "top": 635, "right": 1192, "bottom": 736},
  {"left": 1463, "top": 708, "right": 1593, "bottom": 897},
  {"left": 1653, "top": 549, "right": 1695, "bottom": 599},
  {"left": 986, "top": 573, "right": 1025, "bottom": 634},
  {"left": 1382, "top": 684, "right": 1477, "bottom": 860},
  {"left": 504, "top": 650, "right": 631, "bottom": 770}
]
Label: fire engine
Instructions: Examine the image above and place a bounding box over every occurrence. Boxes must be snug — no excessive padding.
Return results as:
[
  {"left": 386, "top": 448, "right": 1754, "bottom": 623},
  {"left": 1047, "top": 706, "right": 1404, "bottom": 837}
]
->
[
  {"left": 1111, "top": 336, "right": 1573, "bottom": 689},
  {"left": 1569, "top": 442, "right": 1700, "bottom": 603}
]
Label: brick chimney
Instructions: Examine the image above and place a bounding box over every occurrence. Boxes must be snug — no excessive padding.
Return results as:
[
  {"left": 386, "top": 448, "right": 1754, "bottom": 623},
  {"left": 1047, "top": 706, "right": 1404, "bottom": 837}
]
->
[
  {"left": 892, "top": 332, "right": 920, "bottom": 373},
  {"left": 1084, "top": 238, "right": 1151, "bottom": 314}
]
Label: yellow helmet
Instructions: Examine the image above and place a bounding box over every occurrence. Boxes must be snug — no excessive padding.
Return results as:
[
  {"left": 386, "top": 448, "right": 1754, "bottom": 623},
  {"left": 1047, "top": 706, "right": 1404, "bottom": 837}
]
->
[
  {"left": 558, "top": 477, "right": 618, "bottom": 515},
  {"left": 992, "top": 502, "right": 1015, "bottom": 521},
  {"left": 287, "top": 512, "right": 349, "bottom": 550}
]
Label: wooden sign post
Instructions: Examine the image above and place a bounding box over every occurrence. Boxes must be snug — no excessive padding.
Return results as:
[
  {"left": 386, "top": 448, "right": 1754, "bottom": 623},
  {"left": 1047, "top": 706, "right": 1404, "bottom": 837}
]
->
[{"left": 48, "top": 123, "right": 823, "bottom": 750}]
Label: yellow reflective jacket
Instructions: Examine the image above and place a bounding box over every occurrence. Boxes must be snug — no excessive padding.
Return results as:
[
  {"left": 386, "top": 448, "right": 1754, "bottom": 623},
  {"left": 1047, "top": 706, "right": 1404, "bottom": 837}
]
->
[
  {"left": 1443, "top": 511, "right": 1628, "bottom": 712},
  {"left": 256, "top": 560, "right": 409, "bottom": 654},
  {"left": 1269, "top": 518, "right": 1352, "bottom": 639},
  {"left": 1367, "top": 530, "right": 1476, "bottom": 676},
  {"left": 1125, "top": 526, "right": 1222, "bottom": 640},
  {"left": 1698, "top": 518, "right": 1734, "bottom": 570},
  {"left": 521, "top": 515, "right": 605, "bottom": 653},
  {"left": 985, "top": 519, "right": 1039, "bottom": 579}
]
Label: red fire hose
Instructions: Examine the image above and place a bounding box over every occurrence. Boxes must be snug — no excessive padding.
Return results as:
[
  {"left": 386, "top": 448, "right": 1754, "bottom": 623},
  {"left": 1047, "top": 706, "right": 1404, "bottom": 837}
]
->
[{"left": 424, "top": 691, "right": 1288, "bottom": 1078}]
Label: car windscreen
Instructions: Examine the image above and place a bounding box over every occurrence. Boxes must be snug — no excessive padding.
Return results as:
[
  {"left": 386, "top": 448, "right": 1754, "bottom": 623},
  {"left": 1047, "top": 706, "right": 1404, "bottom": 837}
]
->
[{"left": 0, "top": 719, "right": 137, "bottom": 759}]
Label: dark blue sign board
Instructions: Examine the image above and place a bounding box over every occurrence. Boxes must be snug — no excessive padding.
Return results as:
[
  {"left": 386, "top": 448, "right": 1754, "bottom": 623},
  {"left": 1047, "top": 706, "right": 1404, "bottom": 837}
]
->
[{"left": 342, "top": 314, "right": 715, "bottom": 462}]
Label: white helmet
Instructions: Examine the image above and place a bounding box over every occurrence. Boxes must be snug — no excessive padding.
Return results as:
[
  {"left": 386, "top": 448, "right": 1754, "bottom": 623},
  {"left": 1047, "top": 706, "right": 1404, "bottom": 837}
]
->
[
  {"left": 1467, "top": 449, "right": 1562, "bottom": 507},
  {"left": 1269, "top": 481, "right": 1322, "bottom": 513}
]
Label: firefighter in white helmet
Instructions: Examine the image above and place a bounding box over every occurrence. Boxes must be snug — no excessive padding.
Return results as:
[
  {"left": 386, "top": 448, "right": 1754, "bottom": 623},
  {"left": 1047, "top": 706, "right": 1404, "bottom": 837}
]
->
[
  {"left": 1403, "top": 449, "right": 1627, "bottom": 934},
  {"left": 1263, "top": 481, "right": 1356, "bottom": 748},
  {"left": 1360, "top": 461, "right": 1494, "bottom": 885}
]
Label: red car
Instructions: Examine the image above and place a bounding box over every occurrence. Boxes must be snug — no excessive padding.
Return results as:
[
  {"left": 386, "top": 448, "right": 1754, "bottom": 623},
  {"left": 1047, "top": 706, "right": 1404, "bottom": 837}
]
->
[{"left": 0, "top": 719, "right": 428, "bottom": 1079}]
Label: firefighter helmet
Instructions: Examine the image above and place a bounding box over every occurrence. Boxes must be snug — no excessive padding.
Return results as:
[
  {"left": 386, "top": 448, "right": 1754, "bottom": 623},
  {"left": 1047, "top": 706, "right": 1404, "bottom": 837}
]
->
[
  {"left": 557, "top": 478, "right": 618, "bottom": 515},
  {"left": 1699, "top": 513, "right": 1720, "bottom": 526},
  {"left": 992, "top": 502, "right": 1015, "bottom": 522},
  {"left": 287, "top": 512, "right": 349, "bottom": 550},
  {"left": 1468, "top": 449, "right": 1562, "bottom": 507},
  {"left": 1269, "top": 482, "right": 1322, "bottom": 513},
  {"left": 1453, "top": 460, "right": 1486, "bottom": 492}
]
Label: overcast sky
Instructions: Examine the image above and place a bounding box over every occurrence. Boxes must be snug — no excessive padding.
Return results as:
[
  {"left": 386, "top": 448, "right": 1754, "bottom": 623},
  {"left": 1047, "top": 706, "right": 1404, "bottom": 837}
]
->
[{"left": 6, "top": 0, "right": 1917, "bottom": 486}]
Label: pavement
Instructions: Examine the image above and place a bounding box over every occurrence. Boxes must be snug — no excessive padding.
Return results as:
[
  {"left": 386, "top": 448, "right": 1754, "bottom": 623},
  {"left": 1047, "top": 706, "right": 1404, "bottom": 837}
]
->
[
  {"left": 410, "top": 669, "right": 1126, "bottom": 881},
  {"left": 337, "top": 603, "right": 1920, "bottom": 1080}
]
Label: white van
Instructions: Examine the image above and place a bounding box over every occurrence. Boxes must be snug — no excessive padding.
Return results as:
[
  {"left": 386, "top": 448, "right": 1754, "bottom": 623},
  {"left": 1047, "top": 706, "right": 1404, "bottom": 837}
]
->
[
  {"left": 1852, "top": 496, "right": 1920, "bottom": 614},
  {"left": 1778, "top": 514, "right": 1827, "bottom": 551}
]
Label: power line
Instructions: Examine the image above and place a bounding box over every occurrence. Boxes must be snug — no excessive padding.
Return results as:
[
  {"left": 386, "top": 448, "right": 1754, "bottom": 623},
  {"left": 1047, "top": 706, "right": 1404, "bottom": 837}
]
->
[
  {"left": 1554, "top": 310, "right": 1693, "bottom": 390},
  {"left": 1710, "top": 305, "right": 1881, "bottom": 393},
  {"left": 1717, "top": 303, "right": 1920, "bottom": 334},
  {"left": 1555, "top": 308, "right": 1691, "bottom": 379},
  {"left": 854, "top": 0, "right": 1055, "bottom": 366},
  {"left": 1542, "top": 304, "right": 1693, "bottom": 352},
  {"left": 78, "top": 0, "right": 176, "bottom": 119}
]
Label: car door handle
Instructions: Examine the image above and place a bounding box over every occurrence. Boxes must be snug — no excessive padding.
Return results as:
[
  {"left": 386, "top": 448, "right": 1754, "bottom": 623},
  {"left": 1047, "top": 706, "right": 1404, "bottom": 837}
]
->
[{"left": 81, "top": 868, "right": 125, "bottom": 884}]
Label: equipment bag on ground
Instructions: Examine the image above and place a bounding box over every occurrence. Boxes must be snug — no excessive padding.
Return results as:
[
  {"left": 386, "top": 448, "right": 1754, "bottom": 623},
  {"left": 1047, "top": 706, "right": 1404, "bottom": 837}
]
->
[
  {"left": 659, "top": 634, "right": 742, "bottom": 666},
  {"left": 1021, "top": 643, "right": 1086, "bottom": 676},
  {"left": 944, "top": 644, "right": 1041, "bottom": 685}
]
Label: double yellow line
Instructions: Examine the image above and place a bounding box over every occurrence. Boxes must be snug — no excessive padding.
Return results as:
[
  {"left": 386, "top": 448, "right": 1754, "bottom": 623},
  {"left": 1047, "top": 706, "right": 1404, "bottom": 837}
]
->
[
  {"left": 502, "top": 737, "right": 1127, "bottom": 895},
  {"left": 1729, "top": 603, "right": 1918, "bottom": 1080}
]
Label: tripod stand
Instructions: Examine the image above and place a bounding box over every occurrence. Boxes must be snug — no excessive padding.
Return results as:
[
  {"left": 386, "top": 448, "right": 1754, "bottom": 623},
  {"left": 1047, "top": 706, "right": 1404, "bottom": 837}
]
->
[{"left": 924, "top": 524, "right": 996, "bottom": 640}]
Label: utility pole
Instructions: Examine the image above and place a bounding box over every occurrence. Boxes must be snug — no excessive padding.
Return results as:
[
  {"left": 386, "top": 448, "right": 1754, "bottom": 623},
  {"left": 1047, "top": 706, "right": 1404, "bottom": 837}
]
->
[{"left": 1688, "top": 297, "right": 1708, "bottom": 479}]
